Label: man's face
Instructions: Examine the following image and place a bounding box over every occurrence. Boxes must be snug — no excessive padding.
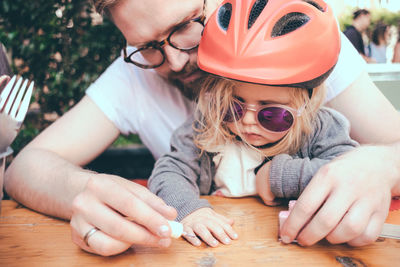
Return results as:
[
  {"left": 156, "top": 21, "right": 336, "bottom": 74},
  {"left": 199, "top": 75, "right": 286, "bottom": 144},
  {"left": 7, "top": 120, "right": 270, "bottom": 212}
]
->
[
  {"left": 110, "top": 0, "right": 221, "bottom": 97},
  {"left": 360, "top": 14, "right": 371, "bottom": 32}
]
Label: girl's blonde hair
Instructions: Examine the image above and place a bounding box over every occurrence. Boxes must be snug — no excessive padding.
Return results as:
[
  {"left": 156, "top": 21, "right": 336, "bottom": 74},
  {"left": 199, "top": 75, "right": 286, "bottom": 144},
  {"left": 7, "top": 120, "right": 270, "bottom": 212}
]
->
[{"left": 194, "top": 75, "right": 326, "bottom": 157}]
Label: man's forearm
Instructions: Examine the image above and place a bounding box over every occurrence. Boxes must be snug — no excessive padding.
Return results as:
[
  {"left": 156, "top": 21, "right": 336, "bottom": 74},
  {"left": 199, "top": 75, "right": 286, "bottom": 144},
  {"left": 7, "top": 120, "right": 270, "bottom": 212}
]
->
[
  {"left": 4, "top": 148, "right": 92, "bottom": 220},
  {"left": 390, "top": 141, "right": 400, "bottom": 196}
]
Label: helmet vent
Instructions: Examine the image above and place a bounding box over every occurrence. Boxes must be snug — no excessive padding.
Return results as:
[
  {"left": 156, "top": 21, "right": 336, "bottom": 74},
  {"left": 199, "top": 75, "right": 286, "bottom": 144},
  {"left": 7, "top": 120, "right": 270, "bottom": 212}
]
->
[
  {"left": 248, "top": 0, "right": 268, "bottom": 29},
  {"left": 303, "top": 0, "right": 324, "bottom": 12},
  {"left": 218, "top": 3, "right": 233, "bottom": 31},
  {"left": 271, "top": 12, "right": 310, "bottom": 37}
]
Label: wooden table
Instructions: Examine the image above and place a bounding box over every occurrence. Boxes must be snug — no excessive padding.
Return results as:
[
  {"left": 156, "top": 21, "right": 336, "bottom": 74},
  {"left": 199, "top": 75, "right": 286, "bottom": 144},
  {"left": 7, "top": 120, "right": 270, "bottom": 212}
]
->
[{"left": 1, "top": 197, "right": 399, "bottom": 267}]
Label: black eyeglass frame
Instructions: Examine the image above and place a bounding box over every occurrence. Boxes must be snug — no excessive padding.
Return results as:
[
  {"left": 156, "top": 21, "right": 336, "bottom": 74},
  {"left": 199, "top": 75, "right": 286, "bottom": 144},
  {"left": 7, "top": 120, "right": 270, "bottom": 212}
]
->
[{"left": 123, "top": 15, "right": 206, "bottom": 69}]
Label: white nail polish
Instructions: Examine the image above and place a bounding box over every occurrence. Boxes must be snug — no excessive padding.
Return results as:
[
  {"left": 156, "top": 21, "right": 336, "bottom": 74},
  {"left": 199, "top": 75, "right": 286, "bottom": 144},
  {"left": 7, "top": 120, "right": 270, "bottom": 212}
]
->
[
  {"left": 167, "top": 220, "right": 183, "bottom": 238},
  {"left": 281, "top": 235, "right": 291, "bottom": 244}
]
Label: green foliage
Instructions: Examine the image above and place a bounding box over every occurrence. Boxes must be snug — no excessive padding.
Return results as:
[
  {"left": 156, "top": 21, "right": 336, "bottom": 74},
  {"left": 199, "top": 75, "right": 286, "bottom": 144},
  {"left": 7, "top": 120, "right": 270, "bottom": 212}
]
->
[
  {"left": 339, "top": 8, "right": 356, "bottom": 31},
  {"left": 11, "top": 122, "right": 40, "bottom": 155},
  {"left": 0, "top": 0, "right": 127, "bottom": 153},
  {"left": 112, "top": 135, "right": 142, "bottom": 148},
  {"left": 370, "top": 9, "right": 400, "bottom": 26}
]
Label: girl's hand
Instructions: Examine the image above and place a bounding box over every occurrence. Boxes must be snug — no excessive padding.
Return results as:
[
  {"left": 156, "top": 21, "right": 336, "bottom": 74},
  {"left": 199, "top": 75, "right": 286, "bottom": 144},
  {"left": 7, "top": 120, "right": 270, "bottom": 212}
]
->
[
  {"left": 180, "top": 208, "right": 238, "bottom": 247},
  {"left": 255, "top": 161, "right": 281, "bottom": 206}
]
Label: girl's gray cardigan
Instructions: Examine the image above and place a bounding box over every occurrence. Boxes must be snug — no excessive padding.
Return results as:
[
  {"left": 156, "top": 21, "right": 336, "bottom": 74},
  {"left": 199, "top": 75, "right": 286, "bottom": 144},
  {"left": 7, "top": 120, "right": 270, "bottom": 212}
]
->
[{"left": 148, "top": 108, "right": 358, "bottom": 221}]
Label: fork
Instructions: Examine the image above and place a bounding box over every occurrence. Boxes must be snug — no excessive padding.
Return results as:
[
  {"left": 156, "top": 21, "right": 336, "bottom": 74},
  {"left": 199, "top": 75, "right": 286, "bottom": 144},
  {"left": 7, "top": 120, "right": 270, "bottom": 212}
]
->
[{"left": 0, "top": 75, "right": 34, "bottom": 153}]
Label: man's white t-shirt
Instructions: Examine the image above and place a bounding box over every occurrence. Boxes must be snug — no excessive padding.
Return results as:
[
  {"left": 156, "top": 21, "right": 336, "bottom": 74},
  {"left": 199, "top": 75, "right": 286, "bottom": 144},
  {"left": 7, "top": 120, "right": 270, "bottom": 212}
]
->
[{"left": 86, "top": 33, "right": 366, "bottom": 160}]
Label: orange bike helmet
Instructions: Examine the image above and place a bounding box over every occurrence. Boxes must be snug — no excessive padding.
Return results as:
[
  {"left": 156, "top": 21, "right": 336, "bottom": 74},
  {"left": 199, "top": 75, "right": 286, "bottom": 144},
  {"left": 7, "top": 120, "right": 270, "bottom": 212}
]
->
[{"left": 198, "top": 0, "right": 340, "bottom": 89}]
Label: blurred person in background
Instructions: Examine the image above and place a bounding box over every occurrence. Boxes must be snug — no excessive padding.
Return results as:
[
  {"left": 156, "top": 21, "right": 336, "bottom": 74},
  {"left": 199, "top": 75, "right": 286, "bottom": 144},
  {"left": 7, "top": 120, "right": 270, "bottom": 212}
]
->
[
  {"left": 344, "top": 9, "right": 375, "bottom": 62},
  {"left": 370, "top": 23, "right": 390, "bottom": 63},
  {"left": 393, "top": 26, "right": 400, "bottom": 63}
]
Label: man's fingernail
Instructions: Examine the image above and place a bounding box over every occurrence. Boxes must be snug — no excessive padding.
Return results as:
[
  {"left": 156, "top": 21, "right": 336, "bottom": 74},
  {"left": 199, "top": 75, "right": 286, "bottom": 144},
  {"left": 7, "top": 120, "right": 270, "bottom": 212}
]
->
[
  {"left": 158, "top": 238, "right": 171, "bottom": 247},
  {"left": 281, "top": 235, "right": 291, "bottom": 244},
  {"left": 158, "top": 225, "right": 170, "bottom": 238}
]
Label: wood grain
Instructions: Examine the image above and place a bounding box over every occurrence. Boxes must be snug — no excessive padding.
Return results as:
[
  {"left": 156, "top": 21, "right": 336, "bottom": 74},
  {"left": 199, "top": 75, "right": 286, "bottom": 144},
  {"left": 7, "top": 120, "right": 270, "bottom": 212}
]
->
[{"left": 0, "top": 198, "right": 399, "bottom": 267}]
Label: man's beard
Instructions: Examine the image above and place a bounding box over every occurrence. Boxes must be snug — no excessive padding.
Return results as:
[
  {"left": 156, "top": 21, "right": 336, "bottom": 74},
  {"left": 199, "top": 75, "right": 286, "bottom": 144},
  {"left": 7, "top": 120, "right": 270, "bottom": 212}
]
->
[{"left": 167, "top": 64, "right": 206, "bottom": 101}]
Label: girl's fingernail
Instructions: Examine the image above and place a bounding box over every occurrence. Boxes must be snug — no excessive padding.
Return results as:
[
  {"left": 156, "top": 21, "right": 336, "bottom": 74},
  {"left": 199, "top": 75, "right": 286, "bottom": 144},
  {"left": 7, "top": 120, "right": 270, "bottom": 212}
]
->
[
  {"left": 212, "top": 240, "right": 218, "bottom": 246},
  {"left": 224, "top": 237, "right": 231, "bottom": 244},
  {"left": 233, "top": 233, "right": 238, "bottom": 239}
]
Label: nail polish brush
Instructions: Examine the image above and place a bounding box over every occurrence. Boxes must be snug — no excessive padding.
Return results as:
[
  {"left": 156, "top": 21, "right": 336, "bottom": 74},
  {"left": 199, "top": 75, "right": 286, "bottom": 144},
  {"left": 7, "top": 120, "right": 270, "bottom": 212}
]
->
[{"left": 168, "top": 220, "right": 196, "bottom": 238}]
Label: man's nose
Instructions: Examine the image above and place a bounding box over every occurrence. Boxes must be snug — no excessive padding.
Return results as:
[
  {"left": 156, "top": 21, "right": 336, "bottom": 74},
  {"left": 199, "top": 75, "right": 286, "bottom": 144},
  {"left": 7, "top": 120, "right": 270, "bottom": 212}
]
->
[{"left": 163, "top": 45, "right": 190, "bottom": 72}]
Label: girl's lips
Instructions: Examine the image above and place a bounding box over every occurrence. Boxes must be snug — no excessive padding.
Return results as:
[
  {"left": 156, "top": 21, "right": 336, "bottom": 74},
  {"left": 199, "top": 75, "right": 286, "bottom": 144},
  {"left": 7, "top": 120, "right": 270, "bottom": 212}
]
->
[
  {"left": 243, "top": 133, "right": 271, "bottom": 147},
  {"left": 243, "top": 133, "right": 263, "bottom": 141}
]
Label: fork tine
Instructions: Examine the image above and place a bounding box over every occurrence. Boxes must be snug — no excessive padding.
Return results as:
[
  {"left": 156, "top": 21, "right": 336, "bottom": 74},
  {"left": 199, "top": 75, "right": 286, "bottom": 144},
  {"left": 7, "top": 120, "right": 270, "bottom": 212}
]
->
[
  {"left": 0, "top": 75, "right": 16, "bottom": 110},
  {"left": 4, "top": 76, "right": 23, "bottom": 114},
  {"left": 15, "top": 81, "right": 34, "bottom": 124},
  {"left": 10, "top": 79, "right": 29, "bottom": 118}
]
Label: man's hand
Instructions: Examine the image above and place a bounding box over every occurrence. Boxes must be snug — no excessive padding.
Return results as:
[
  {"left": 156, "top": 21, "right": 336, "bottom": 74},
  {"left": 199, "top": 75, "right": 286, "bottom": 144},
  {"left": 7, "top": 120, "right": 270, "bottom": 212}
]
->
[
  {"left": 180, "top": 208, "right": 238, "bottom": 247},
  {"left": 255, "top": 161, "right": 281, "bottom": 206},
  {"left": 70, "top": 173, "right": 178, "bottom": 256},
  {"left": 280, "top": 145, "right": 398, "bottom": 246}
]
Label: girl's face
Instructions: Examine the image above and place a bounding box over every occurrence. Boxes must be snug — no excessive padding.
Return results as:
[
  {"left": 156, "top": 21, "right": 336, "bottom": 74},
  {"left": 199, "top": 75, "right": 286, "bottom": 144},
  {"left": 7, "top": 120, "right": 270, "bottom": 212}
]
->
[
  {"left": 226, "top": 82, "right": 294, "bottom": 147},
  {"left": 384, "top": 27, "right": 391, "bottom": 44}
]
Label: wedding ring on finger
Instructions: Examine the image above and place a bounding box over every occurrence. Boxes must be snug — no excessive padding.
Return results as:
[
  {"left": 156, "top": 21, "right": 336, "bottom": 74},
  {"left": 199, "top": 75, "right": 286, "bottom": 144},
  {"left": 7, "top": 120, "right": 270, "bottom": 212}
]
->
[{"left": 83, "top": 227, "right": 99, "bottom": 247}]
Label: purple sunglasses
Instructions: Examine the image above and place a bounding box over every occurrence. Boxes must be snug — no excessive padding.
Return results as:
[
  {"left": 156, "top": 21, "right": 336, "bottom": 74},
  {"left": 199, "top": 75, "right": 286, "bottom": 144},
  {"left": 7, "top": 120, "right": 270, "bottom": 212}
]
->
[{"left": 224, "top": 99, "right": 307, "bottom": 132}]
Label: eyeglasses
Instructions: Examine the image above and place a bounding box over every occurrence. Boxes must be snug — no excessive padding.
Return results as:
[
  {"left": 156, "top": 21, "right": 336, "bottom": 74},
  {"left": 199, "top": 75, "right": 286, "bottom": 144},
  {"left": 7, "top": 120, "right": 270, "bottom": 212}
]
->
[
  {"left": 123, "top": 15, "right": 206, "bottom": 69},
  {"left": 224, "top": 99, "right": 306, "bottom": 133}
]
